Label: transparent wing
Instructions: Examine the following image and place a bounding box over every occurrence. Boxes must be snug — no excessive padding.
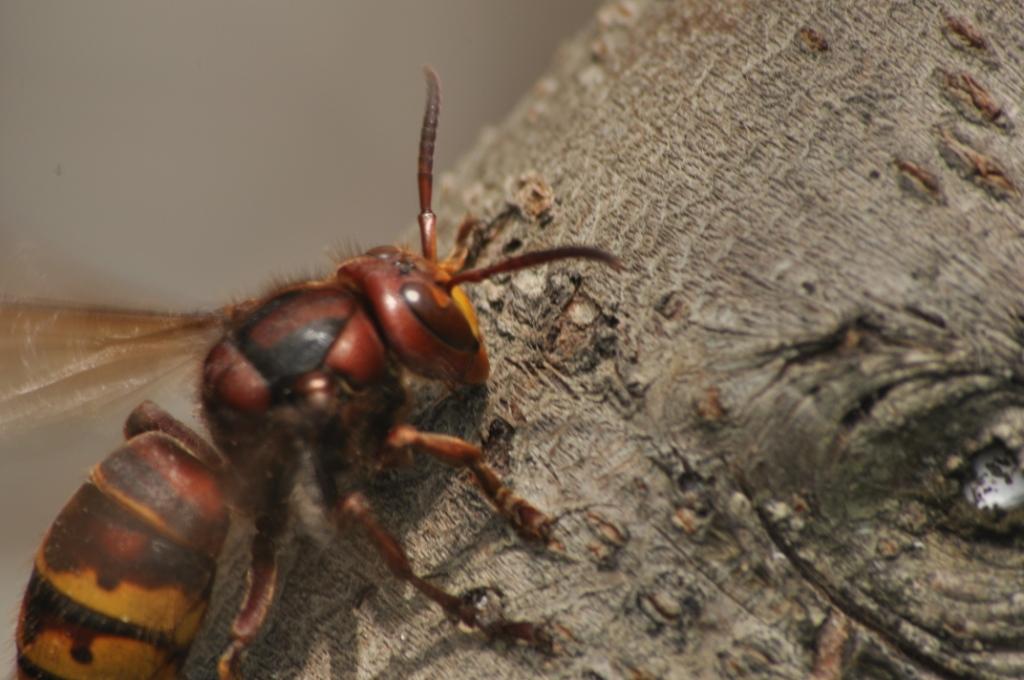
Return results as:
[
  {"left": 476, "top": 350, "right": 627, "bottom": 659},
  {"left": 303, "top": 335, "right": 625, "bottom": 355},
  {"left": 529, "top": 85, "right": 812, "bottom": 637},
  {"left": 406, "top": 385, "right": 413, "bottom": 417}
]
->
[{"left": 0, "top": 300, "right": 225, "bottom": 437}]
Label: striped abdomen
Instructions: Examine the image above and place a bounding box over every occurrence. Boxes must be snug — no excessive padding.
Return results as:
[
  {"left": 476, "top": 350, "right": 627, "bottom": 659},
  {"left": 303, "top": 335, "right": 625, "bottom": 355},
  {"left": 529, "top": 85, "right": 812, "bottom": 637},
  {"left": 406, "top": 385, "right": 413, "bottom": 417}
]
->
[{"left": 17, "top": 431, "right": 229, "bottom": 680}]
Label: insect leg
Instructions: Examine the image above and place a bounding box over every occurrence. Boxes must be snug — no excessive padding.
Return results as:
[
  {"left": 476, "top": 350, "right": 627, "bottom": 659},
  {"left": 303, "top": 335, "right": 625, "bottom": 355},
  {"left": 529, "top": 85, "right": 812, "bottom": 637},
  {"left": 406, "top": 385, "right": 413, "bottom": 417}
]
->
[
  {"left": 217, "top": 513, "right": 285, "bottom": 680},
  {"left": 384, "top": 425, "right": 554, "bottom": 544},
  {"left": 439, "top": 214, "right": 485, "bottom": 275},
  {"left": 334, "top": 492, "right": 548, "bottom": 646},
  {"left": 124, "top": 400, "right": 227, "bottom": 471}
]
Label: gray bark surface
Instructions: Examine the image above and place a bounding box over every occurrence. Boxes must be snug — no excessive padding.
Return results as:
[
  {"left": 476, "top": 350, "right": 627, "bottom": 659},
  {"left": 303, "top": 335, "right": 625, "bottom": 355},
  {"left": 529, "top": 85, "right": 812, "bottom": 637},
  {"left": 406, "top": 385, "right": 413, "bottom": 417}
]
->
[{"left": 189, "top": 1, "right": 1024, "bottom": 678}]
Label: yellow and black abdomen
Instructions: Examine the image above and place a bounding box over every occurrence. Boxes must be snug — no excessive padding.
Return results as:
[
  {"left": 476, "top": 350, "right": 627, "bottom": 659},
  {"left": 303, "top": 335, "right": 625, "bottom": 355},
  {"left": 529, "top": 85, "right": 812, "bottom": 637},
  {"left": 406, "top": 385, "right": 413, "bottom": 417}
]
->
[{"left": 17, "top": 430, "right": 229, "bottom": 680}]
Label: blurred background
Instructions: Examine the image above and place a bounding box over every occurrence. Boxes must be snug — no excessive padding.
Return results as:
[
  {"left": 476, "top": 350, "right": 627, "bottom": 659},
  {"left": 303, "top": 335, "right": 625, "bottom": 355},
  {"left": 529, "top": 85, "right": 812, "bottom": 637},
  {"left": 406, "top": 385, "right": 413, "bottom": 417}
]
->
[{"left": 0, "top": 1, "right": 600, "bottom": 669}]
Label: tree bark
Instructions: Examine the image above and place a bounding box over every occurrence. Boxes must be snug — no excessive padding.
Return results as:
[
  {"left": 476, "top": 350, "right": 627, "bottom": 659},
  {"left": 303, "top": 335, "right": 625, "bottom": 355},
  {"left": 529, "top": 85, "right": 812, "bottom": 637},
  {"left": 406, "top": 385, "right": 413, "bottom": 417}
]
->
[{"left": 190, "top": 1, "right": 1024, "bottom": 678}]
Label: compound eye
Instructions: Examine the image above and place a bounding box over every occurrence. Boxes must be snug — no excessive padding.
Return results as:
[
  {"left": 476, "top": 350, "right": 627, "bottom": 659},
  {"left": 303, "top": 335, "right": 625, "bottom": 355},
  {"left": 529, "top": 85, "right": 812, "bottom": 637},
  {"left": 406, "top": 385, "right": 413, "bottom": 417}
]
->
[{"left": 401, "top": 281, "right": 479, "bottom": 352}]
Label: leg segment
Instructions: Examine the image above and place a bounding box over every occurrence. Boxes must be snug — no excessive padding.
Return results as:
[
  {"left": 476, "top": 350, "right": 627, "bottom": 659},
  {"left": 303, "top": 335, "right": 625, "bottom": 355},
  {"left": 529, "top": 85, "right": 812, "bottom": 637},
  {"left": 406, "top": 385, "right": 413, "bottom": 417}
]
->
[
  {"left": 439, "top": 215, "right": 484, "bottom": 275},
  {"left": 217, "top": 513, "right": 285, "bottom": 680},
  {"left": 335, "top": 492, "right": 548, "bottom": 646},
  {"left": 384, "top": 425, "right": 554, "bottom": 543}
]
